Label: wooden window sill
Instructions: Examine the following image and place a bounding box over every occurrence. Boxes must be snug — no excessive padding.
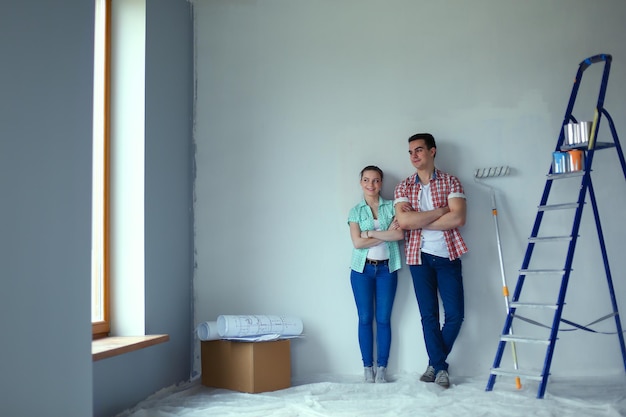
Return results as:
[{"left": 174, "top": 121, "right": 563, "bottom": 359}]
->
[{"left": 92, "top": 334, "right": 169, "bottom": 361}]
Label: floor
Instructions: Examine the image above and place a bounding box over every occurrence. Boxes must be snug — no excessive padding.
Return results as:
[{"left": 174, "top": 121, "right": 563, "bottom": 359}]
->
[{"left": 116, "top": 371, "right": 626, "bottom": 417}]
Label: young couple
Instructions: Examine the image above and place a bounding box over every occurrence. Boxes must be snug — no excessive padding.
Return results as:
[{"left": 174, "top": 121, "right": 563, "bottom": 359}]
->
[{"left": 347, "top": 133, "right": 467, "bottom": 388}]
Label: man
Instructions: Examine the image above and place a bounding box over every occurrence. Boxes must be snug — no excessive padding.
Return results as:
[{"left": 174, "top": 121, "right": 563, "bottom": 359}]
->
[{"left": 394, "top": 133, "right": 468, "bottom": 389}]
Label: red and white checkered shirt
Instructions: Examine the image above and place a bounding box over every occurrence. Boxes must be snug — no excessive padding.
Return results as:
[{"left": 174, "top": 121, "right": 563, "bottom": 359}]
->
[{"left": 394, "top": 168, "right": 468, "bottom": 265}]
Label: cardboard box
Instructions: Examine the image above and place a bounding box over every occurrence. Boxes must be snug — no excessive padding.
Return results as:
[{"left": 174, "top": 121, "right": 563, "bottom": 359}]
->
[{"left": 201, "top": 339, "right": 291, "bottom": 393}]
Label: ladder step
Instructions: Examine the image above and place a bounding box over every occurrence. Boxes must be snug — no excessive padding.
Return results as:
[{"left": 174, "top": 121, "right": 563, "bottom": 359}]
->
[
  {"left": 589, "top": 141, "right": 616, "bottom": 150},
  {"left": 528, "top": 235, "right": 573, "bottom": 243},
  {"left": 490, "top": 368, "right": 545, "bottom": 381},
  {"left": 520, "top": 269, "right": 567, "bottom": 275},
  {"left": 537, "top": 202, "right": 579, "bottom": 211},
  {"left": 561, "top": 142, "right": 615, "bottom": 151},
  {"left": 500, "top": 335, "right": 551, "bottom": 345},
  {"left": 547, "top": 171, "right": 584, "bottom": 180},
  {"left": 510, "top": 302, "right": 558, "bottom": 309}
]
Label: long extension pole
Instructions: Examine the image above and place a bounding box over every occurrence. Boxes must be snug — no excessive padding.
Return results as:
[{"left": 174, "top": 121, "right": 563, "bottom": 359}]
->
[{"left": 475, "top": 166, "right": 522, "bottom": 389}]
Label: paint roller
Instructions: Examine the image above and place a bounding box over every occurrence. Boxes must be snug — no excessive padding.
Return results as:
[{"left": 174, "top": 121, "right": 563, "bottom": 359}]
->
[{"left": 474, "top": 166, "right": 522, "bottom": 390}]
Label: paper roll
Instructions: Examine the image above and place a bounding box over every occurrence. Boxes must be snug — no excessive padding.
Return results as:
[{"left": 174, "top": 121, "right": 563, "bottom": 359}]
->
[
  {"left": 196, "top": 321, "right": 220, "bottom": 341},
  {"left": 217, "top": 315, "right": 304, "bottom": 338}
]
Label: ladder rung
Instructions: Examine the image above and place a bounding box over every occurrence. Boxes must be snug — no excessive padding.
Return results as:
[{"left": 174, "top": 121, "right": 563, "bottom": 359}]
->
[
  {"left": 490, "top": 368, "right": 545, "bottom": 381},
  {"left": 520, "top": 269, "right": 567, "bottom": 275},
  {"left": 500, "top": 335, "right": 551, "bottom": 345},
  {"left": 547, "top": 171, "right": 584, "bottom": 180},
  {"left": 528, "top": 235, "right": 573, "bottom": 243},
  {"left": 560, "top": 143, "right": 616, "bottom": 152},
  {"left": 537, "top": 202, "right": 579, "bottom": 211},
  {"left": 590, "top": 141, "right": 616, "bottom": 150},
  {"left": 510, "top": 302, "right": 558, "bottom": 309}
]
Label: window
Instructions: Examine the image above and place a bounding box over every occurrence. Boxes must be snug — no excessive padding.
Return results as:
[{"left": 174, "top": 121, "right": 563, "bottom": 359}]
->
[
  {"left": 90, "top": 0, "right": 167, "bottom": 359},
  {"left": 92, "top": 0, "right": 148, "bottom": 339},
  {"left": 92, "top": 0, "right": 111, "bottom": 339}
]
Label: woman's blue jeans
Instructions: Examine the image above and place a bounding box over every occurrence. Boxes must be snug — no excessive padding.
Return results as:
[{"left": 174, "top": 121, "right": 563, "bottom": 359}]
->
[
  {"left": 350, "top": 263, "right": 398, "bottom": 367},
  {"left": 409, "top": 253, "right": 464, "bottom": 374}
]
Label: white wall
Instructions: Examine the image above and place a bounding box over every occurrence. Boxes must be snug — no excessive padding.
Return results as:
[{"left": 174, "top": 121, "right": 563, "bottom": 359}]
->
[
  {"left": 0, "top": 2, "right": 94, "bottom": 416},
  {"left": 192, "top": 0, "right": 626, "bottom": 382}
]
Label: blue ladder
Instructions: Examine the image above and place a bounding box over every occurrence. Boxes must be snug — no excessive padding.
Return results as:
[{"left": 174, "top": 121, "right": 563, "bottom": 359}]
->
[{"left": 486, "top": 54, "right": 626, "bottom": 399}]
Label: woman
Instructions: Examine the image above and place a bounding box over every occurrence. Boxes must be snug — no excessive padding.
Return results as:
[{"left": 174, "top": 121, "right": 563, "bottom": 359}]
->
[{"left": 347, "top": 165, "right": 404, "bottom": 383}]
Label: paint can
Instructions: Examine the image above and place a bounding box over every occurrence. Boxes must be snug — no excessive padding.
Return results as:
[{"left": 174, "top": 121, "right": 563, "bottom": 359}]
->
[
  {"left": 578, "top": 121, "right": 592, "bottom": 144},
  {"left": 553, "top": 151, "right": 568, "bottom": 174},
  {"left": 565, "top": 122, "right": 577, "bottom": 145},
  {"left": 568, "top": 149, "right": 585, "bottom": 171}
]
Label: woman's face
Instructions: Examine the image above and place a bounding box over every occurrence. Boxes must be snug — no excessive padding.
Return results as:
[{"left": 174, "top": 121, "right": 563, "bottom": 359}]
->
[{"left": 360, "top": 170, "right": 382, "bottom": 197}]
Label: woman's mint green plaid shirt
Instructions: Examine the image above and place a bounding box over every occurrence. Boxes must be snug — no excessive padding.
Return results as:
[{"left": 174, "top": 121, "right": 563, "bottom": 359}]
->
[{"left": 347, "top": 196, "right": 402, "bottom": 273}]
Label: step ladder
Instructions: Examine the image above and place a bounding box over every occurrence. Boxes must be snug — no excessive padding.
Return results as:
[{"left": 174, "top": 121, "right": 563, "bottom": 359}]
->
[{"left": 485, "top": 54, "right": 626, "bottom": 398}]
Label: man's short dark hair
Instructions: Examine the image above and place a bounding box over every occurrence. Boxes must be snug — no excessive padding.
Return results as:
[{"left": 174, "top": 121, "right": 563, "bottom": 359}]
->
[{"left": 408, "top": 133, "right": 436, "bottom": 149}]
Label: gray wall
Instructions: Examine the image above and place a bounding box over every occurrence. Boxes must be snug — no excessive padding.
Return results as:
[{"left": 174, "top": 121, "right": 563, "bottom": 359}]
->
[
  {"left": 0, "top": 1, "right": 194, "bottom": 417},
  {"left": 0, "top": 1, "right": 95, "bottom": 416},
  {"left": 93, "top": 1, "right": 194, "bottom": 417},
  {"left": 192, "top": 0, "right": 626, "bottom": 382}
]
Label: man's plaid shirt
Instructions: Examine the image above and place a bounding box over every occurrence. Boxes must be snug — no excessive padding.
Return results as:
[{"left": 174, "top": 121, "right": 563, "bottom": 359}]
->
[{"left": 394, "top": 168, "right": 468, "bottom": 265}]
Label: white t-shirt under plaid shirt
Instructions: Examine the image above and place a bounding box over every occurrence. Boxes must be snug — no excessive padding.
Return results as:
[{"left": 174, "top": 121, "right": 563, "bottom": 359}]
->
[{"left": 394, "top": 168, "right": 468, "bottom": 265}]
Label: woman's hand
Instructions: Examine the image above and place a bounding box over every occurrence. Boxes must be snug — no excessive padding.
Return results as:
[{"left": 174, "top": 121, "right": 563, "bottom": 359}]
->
[{"left": 360, "top": 230, "right": 370, "bottom": 239}]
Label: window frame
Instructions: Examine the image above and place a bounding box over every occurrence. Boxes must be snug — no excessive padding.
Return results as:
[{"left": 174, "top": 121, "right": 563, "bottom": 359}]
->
[{"left": 92, "top": 0, "right": 111, "bottom": 339}]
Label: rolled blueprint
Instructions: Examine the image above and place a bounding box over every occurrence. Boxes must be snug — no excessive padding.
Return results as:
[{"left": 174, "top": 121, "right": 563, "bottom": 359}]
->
[
  {"left": 196, "top": 321, "right": 220, "bottom": 341},
  {"left": 217, "top": 315, "right": 303, "bottom": 338}
]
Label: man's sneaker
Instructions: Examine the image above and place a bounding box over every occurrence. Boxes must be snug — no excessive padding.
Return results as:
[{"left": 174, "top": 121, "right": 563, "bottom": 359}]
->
[
  {"left": 364, "top": 366, "right": 375, "bottom": 383},
  {"left": 434, "top": 370, "right": 450, "bottom": 389},
  {"left": 375, "top": 366, "right": 387, "bottom": 383},
  {"left": 419, "top": 366, "right": 436, "bottom": 383}
]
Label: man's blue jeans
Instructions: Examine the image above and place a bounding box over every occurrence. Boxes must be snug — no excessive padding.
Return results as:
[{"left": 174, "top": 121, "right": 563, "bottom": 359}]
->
[
  {"left": 409, "top": 253, "right": 464, "bottom": 374},
  {"left": 350, "top": 263, "right": 398, "bottom": 367}
]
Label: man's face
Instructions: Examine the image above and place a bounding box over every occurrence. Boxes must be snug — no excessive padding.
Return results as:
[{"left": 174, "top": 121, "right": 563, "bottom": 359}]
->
[{"left": 408, "top": 139, "right": 435, "bottom": 170}]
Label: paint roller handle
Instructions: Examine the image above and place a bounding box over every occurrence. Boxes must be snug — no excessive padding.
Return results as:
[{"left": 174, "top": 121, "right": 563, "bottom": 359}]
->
[{"left": 580, "top": 54, "right": 611, "bottom": 72}]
